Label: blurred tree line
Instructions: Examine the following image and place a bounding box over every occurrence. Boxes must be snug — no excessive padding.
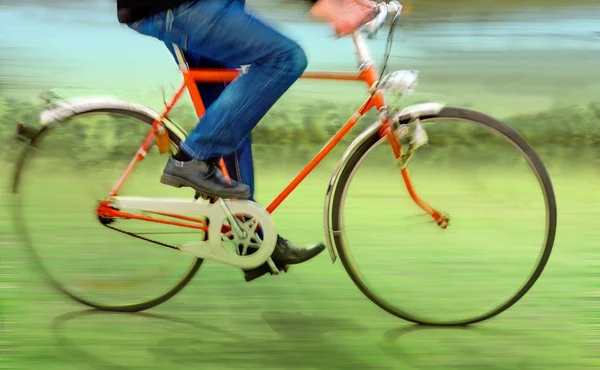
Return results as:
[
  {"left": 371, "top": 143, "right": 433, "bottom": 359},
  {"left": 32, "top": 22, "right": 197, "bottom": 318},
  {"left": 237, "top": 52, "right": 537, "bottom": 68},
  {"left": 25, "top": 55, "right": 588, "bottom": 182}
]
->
[{"left": 1, "top": 96, "right": 600, "bottom": 167}]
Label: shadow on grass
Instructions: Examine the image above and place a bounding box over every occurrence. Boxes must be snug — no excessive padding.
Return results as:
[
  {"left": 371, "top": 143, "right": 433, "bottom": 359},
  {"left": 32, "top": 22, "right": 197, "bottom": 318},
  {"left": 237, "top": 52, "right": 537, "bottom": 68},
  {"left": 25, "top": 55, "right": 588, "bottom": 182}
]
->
[
  {"left": 379, "top": 324, "right": 550, "bottom": 370},
  {"left": 51, "top": 309, "right": 549, "bottom": 370},
  {"left": 51, "top": 309, "right": 380, "bottom": 370}
]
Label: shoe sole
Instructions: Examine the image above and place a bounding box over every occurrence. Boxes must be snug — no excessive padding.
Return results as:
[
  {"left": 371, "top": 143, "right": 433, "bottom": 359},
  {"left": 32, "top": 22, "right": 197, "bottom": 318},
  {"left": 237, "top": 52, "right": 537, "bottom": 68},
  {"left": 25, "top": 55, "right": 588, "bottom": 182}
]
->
[
  {"left": 244, "top": 263, "right": 289, "bottom": 282},
  {"left": 268, "top": 243, "right": 325, "bottom": 267},
  {"left": 243, "top": 244, "right": 326, "bottom": 282},
  {"left": 160, "top": 173, "right": 250, "bottom": 200},
  {"left": 281, "top": 244, "right": 326, "bottom": 266}
]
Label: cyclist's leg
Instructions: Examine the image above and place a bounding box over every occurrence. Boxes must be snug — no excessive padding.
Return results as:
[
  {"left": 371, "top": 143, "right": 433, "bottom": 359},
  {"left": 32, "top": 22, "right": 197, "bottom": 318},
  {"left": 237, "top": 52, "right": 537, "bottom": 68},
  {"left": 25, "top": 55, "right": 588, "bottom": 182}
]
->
[
  {"left": 164, "top": 45, "right": 256, "bottom": 201},
  {"left": 128, "top": 0, "right": 305, "bottom": 199},
  {"left": 129, "top": 1, "right": 324, "bottom": 279},
  {"left": 161, "top": 44, "right": 321, "bottom": 280},
  {"left": 224, "top": 135, "right": 255, "bottom": 201},
  {"left": 171, "top": 0, "right": 306, "bottom": 163}
]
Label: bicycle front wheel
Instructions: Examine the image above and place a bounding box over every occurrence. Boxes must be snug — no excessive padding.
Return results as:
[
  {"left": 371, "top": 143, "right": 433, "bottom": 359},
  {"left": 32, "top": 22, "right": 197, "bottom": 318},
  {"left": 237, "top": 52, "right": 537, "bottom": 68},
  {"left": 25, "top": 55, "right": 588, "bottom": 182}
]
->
[
  {"left": 12, "top": 105, "right": 202, "bottom": 312},
  {"left": 330, "top": 107, "right": 557, "bottom": 326}
]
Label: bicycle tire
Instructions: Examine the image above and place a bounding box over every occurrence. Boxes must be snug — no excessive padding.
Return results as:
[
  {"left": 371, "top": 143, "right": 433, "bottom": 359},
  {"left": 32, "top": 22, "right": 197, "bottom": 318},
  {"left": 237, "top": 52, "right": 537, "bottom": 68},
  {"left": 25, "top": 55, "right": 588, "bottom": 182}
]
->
[
  {"left": 11, "top": 105, "right": 203, "bottom": 312},
  {"left": 329, "top": 106, "right": 557, "bottom": 326}
]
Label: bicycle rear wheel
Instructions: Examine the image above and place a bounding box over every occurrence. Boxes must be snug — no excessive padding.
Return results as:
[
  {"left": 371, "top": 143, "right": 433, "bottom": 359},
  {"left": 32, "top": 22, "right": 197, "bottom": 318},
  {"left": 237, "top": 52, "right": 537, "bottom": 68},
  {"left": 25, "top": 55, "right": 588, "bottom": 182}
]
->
[
  {"left": 12, "top": 105, "right": 202, "bottom": 312},
  {"left": 329, "top": 107, "right": 557, "bottom": 326}
]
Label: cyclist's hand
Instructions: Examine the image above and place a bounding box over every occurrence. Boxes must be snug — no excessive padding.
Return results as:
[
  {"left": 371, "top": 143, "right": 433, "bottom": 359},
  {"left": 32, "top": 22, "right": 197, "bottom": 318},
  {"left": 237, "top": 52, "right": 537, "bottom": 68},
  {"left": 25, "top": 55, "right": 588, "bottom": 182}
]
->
[{"left": 310, "top": 0, "right": 377, "bottom": 37}]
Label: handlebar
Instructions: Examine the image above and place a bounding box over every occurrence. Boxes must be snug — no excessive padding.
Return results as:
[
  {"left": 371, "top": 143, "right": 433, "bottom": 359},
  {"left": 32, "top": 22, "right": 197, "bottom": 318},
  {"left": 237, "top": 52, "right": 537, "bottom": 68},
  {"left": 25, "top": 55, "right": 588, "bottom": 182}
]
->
[{"left": 361, "top": 1, "right": 403, "bottom": 39}]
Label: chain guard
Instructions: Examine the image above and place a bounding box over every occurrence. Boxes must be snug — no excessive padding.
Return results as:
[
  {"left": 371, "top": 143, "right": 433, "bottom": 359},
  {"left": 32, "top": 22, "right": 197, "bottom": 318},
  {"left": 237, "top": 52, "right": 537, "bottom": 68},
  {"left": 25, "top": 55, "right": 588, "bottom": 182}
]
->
[{"left": 101, "top": 196, "right": 277, "bottom": 270}]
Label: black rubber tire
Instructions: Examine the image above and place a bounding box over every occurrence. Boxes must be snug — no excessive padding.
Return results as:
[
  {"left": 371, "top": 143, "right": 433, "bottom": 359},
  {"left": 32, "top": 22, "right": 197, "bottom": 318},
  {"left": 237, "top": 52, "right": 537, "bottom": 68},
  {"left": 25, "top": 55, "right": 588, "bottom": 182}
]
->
[
  {"left": 330, "top": 106, "right": 557, "bottom": 326},
  {"left": 11, "top": 107, "right": 203, "bottom": 312}
]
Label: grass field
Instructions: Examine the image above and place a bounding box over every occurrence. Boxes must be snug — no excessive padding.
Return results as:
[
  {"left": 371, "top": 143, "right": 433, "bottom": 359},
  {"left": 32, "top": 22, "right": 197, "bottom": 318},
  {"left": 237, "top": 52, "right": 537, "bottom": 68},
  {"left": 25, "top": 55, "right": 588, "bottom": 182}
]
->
[
  {"left": 2, "top": 1, "right": 599, "bottom": 368},
  {"left": 2, "top": 131, "right": 599, "bottom": 369}
]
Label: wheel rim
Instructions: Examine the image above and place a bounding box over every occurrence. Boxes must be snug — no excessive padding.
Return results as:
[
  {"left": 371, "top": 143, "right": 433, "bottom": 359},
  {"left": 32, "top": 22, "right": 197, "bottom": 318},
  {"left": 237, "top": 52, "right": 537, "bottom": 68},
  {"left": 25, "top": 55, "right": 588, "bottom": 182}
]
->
[
  {"left": 11, "top": 110, "right": 201, "bottom": 311},
  {"left": 333, "top": 111, "right": 556, "bottom": 325}
]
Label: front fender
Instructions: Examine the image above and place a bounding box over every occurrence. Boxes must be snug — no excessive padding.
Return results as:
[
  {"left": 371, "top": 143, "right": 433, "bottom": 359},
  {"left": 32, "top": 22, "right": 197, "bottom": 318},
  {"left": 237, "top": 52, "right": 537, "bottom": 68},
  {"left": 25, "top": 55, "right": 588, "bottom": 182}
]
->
[
  {"left": 393, "top": 102, "right": 445, "bottom": 124},
  {"left": 323, "top": 102, "right": 445, "bottom": 262},
  {"left": 323, "top": 119, "right": 383, "bottom": 263}
]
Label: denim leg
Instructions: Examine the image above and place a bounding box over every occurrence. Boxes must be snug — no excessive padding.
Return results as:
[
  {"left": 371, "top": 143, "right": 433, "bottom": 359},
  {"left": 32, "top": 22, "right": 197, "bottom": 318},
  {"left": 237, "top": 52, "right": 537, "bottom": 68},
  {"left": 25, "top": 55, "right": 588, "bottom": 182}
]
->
[
  {"left": 226, "top": 135, "right": 255, "bottom": 201},
  {"left": 164, "top": 45, "right": 257, "bottom": 201},
  {"left": 128, "top": 0, "right": 307, "bottom": 161}
]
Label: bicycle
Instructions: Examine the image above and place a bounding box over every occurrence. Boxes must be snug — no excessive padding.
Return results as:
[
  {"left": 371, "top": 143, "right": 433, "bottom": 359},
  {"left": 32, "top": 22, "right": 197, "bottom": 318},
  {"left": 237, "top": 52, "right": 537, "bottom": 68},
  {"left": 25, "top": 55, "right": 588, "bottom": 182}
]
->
[{"left": 12, "top": 1, "right": 557, "bottom": 326}]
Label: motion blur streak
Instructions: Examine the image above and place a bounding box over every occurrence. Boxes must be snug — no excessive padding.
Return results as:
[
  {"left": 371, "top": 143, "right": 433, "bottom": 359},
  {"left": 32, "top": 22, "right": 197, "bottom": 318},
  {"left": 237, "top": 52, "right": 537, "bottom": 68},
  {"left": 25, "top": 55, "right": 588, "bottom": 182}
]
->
[{"left": 1, "top": 1, "right": 599, "bottom": 369}]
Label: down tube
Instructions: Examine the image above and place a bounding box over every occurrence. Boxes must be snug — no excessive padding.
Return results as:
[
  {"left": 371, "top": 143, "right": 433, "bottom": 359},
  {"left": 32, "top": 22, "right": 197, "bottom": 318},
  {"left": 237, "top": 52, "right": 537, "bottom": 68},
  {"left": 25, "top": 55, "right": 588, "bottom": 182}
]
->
[{"left": 265, "top": 99, "right": 378, "bottom": 213}]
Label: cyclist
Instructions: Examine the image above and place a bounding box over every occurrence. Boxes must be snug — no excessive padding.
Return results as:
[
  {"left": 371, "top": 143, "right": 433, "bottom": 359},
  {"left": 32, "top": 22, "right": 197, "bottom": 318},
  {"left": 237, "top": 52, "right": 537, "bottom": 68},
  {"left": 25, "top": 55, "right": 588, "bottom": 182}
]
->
[{"left": 116, "top": 0, "right": 376, "bottom": 281}]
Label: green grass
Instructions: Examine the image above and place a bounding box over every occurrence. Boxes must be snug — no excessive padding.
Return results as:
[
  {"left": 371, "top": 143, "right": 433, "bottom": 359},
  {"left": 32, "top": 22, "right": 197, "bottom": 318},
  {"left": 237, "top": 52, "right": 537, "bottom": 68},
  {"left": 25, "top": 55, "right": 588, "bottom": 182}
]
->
[
  {"left": 2, "top": 2, "right": 599, "bottom": 367},
  {"left": 1, "top": 139, "right": 598, "bottom": 369}
]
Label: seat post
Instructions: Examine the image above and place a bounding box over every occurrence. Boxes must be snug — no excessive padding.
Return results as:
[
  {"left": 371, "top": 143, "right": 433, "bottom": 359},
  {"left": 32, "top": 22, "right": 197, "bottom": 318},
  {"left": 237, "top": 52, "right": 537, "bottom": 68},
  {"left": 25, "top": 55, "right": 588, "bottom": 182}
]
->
[{"left": 172, "top": 44, "right": 189, "bottom": 71}]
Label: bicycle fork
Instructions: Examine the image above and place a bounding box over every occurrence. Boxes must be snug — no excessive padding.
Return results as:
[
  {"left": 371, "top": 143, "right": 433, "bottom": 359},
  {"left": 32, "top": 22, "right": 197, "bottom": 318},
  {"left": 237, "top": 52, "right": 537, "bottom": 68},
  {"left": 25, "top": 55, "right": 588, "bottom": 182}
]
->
[{"left": 380, "top": 111, "right": 450, "bottom": 230}]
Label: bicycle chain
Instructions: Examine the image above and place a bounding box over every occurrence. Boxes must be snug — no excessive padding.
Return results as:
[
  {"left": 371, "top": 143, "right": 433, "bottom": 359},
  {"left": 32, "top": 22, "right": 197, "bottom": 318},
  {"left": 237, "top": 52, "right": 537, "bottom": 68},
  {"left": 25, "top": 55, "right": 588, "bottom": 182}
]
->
[{"left": 101, "top": 223, "right": 182, "bottom": 251}]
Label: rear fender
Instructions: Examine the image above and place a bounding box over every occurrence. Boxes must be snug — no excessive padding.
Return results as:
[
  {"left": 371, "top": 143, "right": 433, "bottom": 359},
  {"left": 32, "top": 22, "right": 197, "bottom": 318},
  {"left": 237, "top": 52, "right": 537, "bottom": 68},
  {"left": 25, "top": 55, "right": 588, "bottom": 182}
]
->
[{"left": 39, "top": 97, "right": 187, "bottom": 141}]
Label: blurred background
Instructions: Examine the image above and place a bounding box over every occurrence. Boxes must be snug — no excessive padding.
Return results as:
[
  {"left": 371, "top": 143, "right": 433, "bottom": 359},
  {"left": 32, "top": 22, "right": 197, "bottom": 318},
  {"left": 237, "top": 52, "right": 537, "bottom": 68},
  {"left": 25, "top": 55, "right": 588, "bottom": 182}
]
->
[{"left": 1, "top": 0, "right": 599, "bottom": 369}]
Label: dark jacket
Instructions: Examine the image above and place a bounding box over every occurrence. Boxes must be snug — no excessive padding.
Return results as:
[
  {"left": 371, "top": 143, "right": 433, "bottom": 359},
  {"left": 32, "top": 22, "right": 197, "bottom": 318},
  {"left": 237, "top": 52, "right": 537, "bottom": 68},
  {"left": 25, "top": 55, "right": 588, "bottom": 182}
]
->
[
  {"left": 117, "top": 0, "right": 194, "bottom": 23},
  {"left": 117, "top": 0, "right": 319, "bottom": 24}
]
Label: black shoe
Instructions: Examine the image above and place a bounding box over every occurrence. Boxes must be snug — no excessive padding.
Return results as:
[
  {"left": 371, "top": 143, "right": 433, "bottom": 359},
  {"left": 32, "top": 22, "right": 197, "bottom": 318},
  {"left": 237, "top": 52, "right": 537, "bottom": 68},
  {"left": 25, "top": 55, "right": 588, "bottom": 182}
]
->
[
  {"left": 243, "top": 236, "right": 326, "bottom": 282},
  {"left": 160, "top": 157, "right": 251, "bottom": 199}
]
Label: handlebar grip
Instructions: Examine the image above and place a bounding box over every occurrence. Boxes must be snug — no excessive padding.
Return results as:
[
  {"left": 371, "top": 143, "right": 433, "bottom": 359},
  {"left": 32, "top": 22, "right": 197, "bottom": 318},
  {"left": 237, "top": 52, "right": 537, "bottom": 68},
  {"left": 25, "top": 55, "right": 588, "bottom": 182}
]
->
[
  {"left": 386, "top": 1, "right": 403, "bottom": 14},
  {"left": 362, "top": 1, "right": 403, "bottom": 38}
]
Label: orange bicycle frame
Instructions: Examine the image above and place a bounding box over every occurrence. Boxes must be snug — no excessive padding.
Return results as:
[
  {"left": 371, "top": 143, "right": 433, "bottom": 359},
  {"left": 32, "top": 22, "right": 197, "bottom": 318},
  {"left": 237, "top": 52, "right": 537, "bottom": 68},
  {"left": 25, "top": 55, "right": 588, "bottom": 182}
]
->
[{"left": 103, "top": 33, "right": 443, "bottom": 230}]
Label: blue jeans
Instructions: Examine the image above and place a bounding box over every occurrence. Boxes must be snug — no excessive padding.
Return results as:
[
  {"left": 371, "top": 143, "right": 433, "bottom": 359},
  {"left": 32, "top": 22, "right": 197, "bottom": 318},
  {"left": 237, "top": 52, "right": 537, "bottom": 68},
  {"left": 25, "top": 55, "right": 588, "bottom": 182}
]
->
[{"left": 128, "top": 0, "right": 308, "bottom": 200}]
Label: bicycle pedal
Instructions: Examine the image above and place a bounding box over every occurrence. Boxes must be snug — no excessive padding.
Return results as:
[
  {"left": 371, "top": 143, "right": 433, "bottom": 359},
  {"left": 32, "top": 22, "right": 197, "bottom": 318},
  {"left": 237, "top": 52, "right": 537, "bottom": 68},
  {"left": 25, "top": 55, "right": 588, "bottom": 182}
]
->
[
  {"left": 268, "top": 264, "right": 289, "bottom": 275},
  {"left": 243, "top": 263, "right": 288, "bottom": 282},
  {"left": 269, "top": 264, "right": 288, "bottom": 274},
  {"left": 193, "top": 191, "right": 218, "bottom": 203}
]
